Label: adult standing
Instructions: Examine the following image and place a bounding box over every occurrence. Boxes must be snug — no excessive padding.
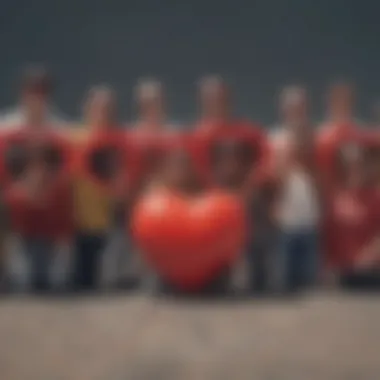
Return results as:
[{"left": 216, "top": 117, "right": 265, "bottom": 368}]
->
[
  {"left": 271, "top": 87, "right": 321, "bottom": 294},
  {"left": 194, "top": 75, "right": 270, "bottom": 294}
]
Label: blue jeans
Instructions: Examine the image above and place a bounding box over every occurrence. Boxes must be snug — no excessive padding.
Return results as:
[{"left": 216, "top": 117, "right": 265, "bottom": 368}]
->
[
  {"left": 73, "top": 233, "right": 107, "bottom": 291},
  {"left": 246, "top": 227, "right": 277, "bottom": 294},
  {"left": 277, "top": 228, "right": 319, "bottom": 293},
  {"left": 21, "top": 238, "right": 55, "bottom": 292}
]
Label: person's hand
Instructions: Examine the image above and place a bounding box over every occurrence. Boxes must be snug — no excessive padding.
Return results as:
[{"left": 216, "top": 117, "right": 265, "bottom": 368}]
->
[
  {"left": 110, "top": 175, "right": 129, "bottom": 201},
  {"left": 353, "top": 254, "right": 377, "bottom": 273},
  {"left": 353, "top": 241, "right": 380, "bottom": 272}
]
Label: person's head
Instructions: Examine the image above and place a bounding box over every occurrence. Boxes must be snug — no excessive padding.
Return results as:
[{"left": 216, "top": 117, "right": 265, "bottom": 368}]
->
[
  {"left": 198, "top": 75, "right": 231, "bottom": 120},
  {"left": 326, "top": 81, "right": 355, "bottom": 122},
  {"left": 278, "top": 85, "right": 308, "bottom": 127},
  {"left": 83, "top": 85, "right": 117, "bottom": 129},
  {"left": 19, "top": 64, "right": 54, "bottom": 122},
  {"left": 134, "top": 78, "right": 165, "bottom": 123}
]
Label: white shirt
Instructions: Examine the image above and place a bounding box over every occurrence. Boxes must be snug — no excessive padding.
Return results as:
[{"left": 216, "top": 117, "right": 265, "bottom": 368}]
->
[
  {"left": 277, "top": 168, "right": 320, "bottom": 230},
  {"left": 270, "top": 127, "right": 319, "bottom": 230}
]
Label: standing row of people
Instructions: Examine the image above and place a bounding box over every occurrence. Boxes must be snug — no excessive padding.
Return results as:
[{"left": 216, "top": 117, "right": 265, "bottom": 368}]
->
[{"left": 0, "top": 65, "right": 379, "bottom": 295}]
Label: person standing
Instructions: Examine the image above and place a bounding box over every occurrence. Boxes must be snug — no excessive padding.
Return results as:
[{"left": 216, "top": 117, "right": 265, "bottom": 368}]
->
[
  {"left": 128, "top": 79, "right": 182, "bottom": 290},
  {"left": 194, "top": 75, "right": 270, "bottom": 294},
  {"left": 3, "top": 133, "right": 73, "bottom": 293},
  {"left": 271, "top": 86, "right": 321, "bottom": 294},
  {"left": 325, "top": 143, "right": 380, "bottom": 289},
  {"left": 0, "top": 66, "right": 73, "bottom": 293},
  {"left": 70, "top": 86, "right": 130, "bottom": 291}
]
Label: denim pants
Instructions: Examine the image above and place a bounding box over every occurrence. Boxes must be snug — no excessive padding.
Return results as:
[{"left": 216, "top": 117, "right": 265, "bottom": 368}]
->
[
  {"left": 340, "top": 270, "right": 380, "bottom": 290},
  {"left": 246, "top": 227, "right": 277, "bottom": 294},
  {"left": 6, "top": 236, "right": 69, "bottom": 292},
  {"left": 277, "top": 227, "right": 319, "bottom": 293},
  {"left": 73, "top": 233, "right": 107, "bottom": 291},
  {"left": 100, "top": 227, "right": 135, "bottom": 288}
]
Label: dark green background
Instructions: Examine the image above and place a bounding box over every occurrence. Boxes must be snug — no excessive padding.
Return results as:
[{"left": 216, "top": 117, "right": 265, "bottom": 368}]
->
[{"left": 0, "top": 0, "right": 379, "bottom": 124}]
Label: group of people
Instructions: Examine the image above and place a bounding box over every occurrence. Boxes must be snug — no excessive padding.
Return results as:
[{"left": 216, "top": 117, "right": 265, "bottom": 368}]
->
[{"left": 0, "top": 64, "right": 379, "bottom": 296}]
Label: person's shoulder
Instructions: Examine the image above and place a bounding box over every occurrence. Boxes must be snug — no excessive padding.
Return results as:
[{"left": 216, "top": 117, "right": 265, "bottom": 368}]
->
[
  {"left": 315, "top": 123, "right": 334, "bottom": 145},
  {"left": 0, "top": 107, "right": 24, "bottom": 129},
  {"left": 0, "top": 122, "right": 24, "bottom": 138}
]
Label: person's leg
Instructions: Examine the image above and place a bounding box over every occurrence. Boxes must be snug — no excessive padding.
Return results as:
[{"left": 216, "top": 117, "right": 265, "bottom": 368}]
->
[
  {"left": 50, "top": 241, "right": 73, "bottom": 292},
  {"left": 28, "top": 239, "right": 53, "bottom": 292},
  {"left": 341, "top": 270, "right": 380, "bottom": 290},
  {"left": 276, "top": 230, "right": 298, "bottom": 294},
  {"left": 247, "top": 237, "right": 266, "bottom": 294},
  {"left": 87, "top": 234, "right": 106, "bottom": 289},
  {"left": 101, "top": 226, "right": 132, "bottom": 289},
  {"left": 287, "top": 233, "right": 305, "bottom": 293},
  {"left": 4, "top": 235, "right": 32, "bottom": 292},
  {"left": 296, "top": 229, "right": 320, "bottom": 291},
  {"left": 118, "top": 229, "right": 137, "bottom": 288},
  {"left": 74, "top": 232, "right": 108, "bottom": 291},
  {"left": 73, "top": 233, "right": 94, "bottom": 291}
]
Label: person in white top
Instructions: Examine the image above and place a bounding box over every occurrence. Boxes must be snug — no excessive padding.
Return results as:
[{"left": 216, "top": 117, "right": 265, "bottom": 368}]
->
[{"left": 271, "top": 86, "right": 320, "bottom": 293}]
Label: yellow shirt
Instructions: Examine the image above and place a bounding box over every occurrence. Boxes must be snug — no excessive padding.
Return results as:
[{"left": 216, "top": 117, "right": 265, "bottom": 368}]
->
[{"left": 70, "top": 127, "right": 112, "bottom": 233}]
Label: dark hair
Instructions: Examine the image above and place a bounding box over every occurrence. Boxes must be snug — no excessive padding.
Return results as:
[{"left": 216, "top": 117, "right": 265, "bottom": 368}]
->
[{"left": 20, "top": 64, "right": 54, "bottom": 95}]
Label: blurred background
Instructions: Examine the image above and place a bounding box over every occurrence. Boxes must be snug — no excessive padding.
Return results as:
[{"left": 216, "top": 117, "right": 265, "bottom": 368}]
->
[{"left": 1, "top": 0, "right": 380, "bottom": 123}]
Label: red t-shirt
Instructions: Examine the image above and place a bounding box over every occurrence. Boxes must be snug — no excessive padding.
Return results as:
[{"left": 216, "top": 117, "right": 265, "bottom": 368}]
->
[
  {"left": 316, "top": 122, "right": 363, "bottom": 187},
  {"left": 193, "top": 119, "right": 269, "bottom": 188},
  {"left": 325, "top": 186, "right": 380, "bottom": 271},
  {"left": 5, "top": 176, "right": 73, "bottom": 240},
  {"left": 1, "top": 126, "right": 74, "bottom": 240},
  {"left": 129, "top": 128, "right": 186, "bottom": 185}
]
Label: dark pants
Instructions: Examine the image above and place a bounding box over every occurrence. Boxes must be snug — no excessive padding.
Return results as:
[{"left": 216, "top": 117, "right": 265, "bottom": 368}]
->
[
  {"left": 73, "top": 233, "right": 107, "bottom": 291},
  {"left": 246, "top": 228, "right": 276, "bottom": 294},
  {"left": 21, "top": 238, "right": 54, "bottom": 292},
  {"left": 278, "top": 228, "right": 319, "bottom": 293},
  {"left": 340, "top": 270, "right": 380, "bottom": 290}
]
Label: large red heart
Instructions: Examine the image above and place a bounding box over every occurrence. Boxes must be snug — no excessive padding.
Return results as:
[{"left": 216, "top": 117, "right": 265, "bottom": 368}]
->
[{"left": 132, "top": 190, "right": 246, "bottom": 291}]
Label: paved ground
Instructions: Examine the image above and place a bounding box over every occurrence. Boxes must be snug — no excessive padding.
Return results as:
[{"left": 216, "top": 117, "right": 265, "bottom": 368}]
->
[{"left": 0, "top": 291, "right": 379, "bottom": 380}]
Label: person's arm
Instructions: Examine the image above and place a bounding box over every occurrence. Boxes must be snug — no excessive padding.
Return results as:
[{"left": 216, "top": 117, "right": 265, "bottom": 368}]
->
[
  {"left": 53, "top": 177, "right": 74, "bottom": 243},
  {"left": 353, "top": 202, "right": 380, "bottom": 270},
  {"left": 241, "top": 130, "right": 277, "bottom": 203},
  {"left": 353, "top": 236, "right": 380, "bottom": 270}
]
